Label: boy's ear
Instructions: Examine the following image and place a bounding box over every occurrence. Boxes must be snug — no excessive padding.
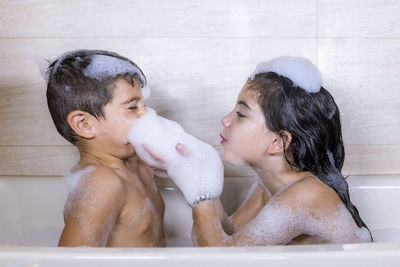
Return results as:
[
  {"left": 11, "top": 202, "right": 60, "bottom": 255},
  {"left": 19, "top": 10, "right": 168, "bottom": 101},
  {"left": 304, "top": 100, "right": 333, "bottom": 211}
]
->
[
  {"left": 267, "top": 131, "right": 292, "bottom": 155},
  {"left": 67, "top": 110, "right": 98, "bottom": 140}
]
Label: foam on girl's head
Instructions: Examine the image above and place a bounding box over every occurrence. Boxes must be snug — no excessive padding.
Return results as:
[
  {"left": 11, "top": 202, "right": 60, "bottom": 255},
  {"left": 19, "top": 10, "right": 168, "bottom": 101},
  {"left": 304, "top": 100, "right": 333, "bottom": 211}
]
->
[{"left": 250, "top": 56, "right": 322, "bottom": 93}]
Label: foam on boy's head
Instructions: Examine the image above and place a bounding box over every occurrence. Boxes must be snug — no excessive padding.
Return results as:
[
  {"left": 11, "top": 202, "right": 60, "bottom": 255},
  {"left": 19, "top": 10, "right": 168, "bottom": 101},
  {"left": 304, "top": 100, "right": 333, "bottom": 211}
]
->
[
  {"left": 48, "top": 49, "right": 150, "bottom": 98},
  {"left": 250, "top": 56, "right": 322, "bottom": 93},
  {"left": 83, "top": 54, "right": 145, "bottom": 83}
]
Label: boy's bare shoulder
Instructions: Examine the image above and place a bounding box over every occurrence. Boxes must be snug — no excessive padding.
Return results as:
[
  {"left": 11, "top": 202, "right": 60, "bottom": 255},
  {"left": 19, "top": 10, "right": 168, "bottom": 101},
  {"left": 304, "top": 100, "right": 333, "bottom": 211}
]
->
[{"left": 79, "top": 165, "right": 126, "bottom": 199}]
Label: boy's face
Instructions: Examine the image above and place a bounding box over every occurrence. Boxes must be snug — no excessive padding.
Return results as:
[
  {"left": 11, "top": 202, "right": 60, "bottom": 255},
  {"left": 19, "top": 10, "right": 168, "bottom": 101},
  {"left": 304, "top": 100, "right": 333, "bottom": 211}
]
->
[{"left": 97, "top": 78, "right": 147, "bottom": 158}]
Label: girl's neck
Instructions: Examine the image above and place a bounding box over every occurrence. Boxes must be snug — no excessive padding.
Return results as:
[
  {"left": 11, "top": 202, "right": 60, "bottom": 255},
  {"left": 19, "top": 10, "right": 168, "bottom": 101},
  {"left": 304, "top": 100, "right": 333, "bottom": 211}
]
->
[{"left": 251, "top": 158, "right": 307, "bottom": 196}]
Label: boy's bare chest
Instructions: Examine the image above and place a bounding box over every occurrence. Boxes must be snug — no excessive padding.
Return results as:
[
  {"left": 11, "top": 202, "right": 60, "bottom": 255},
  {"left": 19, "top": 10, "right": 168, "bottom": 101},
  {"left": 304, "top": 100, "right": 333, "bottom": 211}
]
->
[{"left": 115, "top": 175, "right": 165, "bottom": 239}]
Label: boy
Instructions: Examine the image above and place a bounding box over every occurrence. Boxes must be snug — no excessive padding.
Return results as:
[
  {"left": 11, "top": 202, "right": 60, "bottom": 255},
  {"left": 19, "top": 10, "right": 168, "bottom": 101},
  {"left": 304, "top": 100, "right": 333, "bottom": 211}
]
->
[{"left": 46, "top": 50, "right": 166, "bottom": 247}]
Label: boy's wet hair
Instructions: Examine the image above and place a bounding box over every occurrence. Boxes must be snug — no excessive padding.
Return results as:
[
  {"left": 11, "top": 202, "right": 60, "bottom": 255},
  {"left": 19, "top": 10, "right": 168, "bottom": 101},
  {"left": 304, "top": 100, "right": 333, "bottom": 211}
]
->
[
  {"left": 46, "top": 50, "right": 146, "bottom": 144},
  {"left": 249, "top": 72, "right": 372, "bottom": 239}
]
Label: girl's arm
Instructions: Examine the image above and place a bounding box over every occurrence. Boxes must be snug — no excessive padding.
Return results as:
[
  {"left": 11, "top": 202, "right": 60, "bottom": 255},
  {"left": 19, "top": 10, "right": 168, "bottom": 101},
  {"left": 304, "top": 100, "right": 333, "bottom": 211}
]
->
[
  {"left": 192, "top": 187, "right": 305, "bottom": 246},
  {"left": 212, "top": 184, "right": 269, "bottom": 235}
]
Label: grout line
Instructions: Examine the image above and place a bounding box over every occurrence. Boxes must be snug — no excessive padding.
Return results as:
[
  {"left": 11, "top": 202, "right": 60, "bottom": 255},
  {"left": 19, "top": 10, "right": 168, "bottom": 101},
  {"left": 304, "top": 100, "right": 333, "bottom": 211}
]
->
[
  {"left": 92, "top": 0, "right": 95, "bottom": 49},
  {"left": 0, "top": 145, "right": 73, "bottom": 148},
  {"left": 1, "top": 36, "right": 399, "bottom": 40},
  {"left": 0, "top": 175, "right": 64, "bottom": 178},
  {"left": 1, "top": 174, "right": 399, "bottom": 179},
  {"left": 316, "top": 0, "right": 319, "bottom": 65}
]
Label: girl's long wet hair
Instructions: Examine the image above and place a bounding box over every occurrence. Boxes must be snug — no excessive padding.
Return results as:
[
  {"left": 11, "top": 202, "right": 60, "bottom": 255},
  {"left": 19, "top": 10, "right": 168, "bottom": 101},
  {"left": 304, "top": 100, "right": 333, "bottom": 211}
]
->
[{"left": 249, "top": 72, "right": 372, "bottom": 238}]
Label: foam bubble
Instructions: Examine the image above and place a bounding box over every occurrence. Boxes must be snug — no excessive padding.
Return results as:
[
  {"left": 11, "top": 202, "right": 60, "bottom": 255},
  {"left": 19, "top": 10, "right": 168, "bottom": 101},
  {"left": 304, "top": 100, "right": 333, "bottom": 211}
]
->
[
  {"left": 127, "top": 108, "right": 224, "bottom": 206},
  {"left": 83, "top": 54, "right": 146, "bottom": 85},
  {"left": 48, "top": 50, "right": 149, "bottom": 98},
  {"left": 63, "top": 166, "right": 96, "bottom": 194},
  {"left": 141, "top": 85, "right": 151, "bottom": 99},
  {"left": 240, "top": 197, "right": 372, "bottom": 245},
  {"left": 250, "top": 56, "right": 322, "bottom": 93}
]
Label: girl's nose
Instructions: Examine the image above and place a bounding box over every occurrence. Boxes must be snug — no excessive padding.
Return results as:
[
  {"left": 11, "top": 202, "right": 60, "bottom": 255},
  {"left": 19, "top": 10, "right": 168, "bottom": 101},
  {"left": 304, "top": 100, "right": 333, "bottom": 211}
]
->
[{"left": 222, "top": 113, "right": 231, "bottom": 127}]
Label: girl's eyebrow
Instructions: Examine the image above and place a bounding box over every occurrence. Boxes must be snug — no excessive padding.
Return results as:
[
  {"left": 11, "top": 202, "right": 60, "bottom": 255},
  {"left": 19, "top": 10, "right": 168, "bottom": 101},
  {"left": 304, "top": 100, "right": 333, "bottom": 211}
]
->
[
  {"left": 238, "top": 100, "right": 251, "bottom": 110},
  {"left": 121, "top": 96, "right": 138, "bottom": 105}
]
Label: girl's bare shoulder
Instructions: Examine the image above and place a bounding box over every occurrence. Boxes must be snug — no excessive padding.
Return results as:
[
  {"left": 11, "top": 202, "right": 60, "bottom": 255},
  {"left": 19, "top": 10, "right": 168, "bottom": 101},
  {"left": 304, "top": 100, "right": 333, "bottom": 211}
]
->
[{"left": 276, "top": 175, "right": 342, "bottom": 213}]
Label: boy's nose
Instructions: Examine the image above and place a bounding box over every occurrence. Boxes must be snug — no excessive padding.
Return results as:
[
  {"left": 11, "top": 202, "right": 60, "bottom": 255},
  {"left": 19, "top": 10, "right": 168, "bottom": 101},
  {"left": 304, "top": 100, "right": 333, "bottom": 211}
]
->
[
  {"left": 221, "top": 113, "right": 231, "bottom": 127},
  {"left": 138, "top": 106, "right": 148, "bottom": 117}
]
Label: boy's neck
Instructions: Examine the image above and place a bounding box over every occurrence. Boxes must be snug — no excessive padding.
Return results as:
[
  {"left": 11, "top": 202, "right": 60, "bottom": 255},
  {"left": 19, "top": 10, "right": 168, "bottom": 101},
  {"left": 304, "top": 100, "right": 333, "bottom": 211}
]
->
[{"left": 77, "top": 142, "right": 127, "bottom": 170}]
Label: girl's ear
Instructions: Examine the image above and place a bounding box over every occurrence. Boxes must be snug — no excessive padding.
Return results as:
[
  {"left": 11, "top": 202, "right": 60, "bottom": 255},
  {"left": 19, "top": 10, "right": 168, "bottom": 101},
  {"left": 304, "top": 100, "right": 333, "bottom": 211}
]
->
[
  {"left": 267, "top": 131, "right": 292, "bottom": 155},
  {"left": 67, "top": 110, "right": 98, "bottom": 140}
]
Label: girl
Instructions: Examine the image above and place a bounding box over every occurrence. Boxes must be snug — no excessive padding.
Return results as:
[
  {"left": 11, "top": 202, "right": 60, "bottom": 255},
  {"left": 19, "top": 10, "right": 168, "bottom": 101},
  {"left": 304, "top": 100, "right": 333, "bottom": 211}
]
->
[{"left": 140, "top": 56, "right": 373, "bottom": 246}]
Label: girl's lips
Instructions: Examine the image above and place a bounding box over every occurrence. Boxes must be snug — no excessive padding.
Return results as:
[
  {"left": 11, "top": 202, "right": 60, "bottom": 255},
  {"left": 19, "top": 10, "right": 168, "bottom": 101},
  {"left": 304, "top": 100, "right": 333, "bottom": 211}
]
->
[{"left": 220, "top": 134, "right": 227, "bottom": 145}]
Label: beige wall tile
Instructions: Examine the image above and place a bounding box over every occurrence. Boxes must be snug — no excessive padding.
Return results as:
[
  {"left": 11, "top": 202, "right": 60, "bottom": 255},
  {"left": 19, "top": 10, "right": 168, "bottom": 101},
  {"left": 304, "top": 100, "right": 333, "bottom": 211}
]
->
[
  {"left": 1, "top": 0, "right": 399, "bottom": 178},
  {"left": 0, "top": 146, "right": 79, "bottom": 176},
  {"left": 0, "top": 110, "right": 69, "bottom": 146},
  {"left": 0, "top": 38, "right": 93, "bottom": 146},
  {"left": 0, "top": 0, "right": 94, "bottom": 37},
  {"left": 220, "top": 144, "right": 400, "bottom": 177},
  {"left": 1, "top": 144, "right": 398, "bottom": 177},
  {"left": 318, "top": 38, "right": 400, "bottom": 145},
  {"left": 318, "top": 0, "right": 400, "bottom": 38},
  {"left": 94, "top": 0, "right": 316, "bottom": 37},
  {"left": 343, "top": 144, "right": 400, "bottom": 175}
]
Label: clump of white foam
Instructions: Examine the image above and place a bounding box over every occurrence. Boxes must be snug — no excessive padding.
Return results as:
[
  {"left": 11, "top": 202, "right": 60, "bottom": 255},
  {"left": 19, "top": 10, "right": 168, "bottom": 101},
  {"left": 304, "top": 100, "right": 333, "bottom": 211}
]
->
[
  {"left": 239, "top": 195, "right": 372, "bottom": 246},
  {"left": 44, "top": 50, "right": 150, "bottom": 99},
  {"left": 141, "top": 85, "right": 151, "bottom": 99},
  {"left": 63, "top": 166, "right": 96, "bottom": 194},
  {"left": 127, "top": 108, "right": 224, "bottom": 206},
  {"left": 250, "top": 56, "right": 322, "bottom": 93},
  {"left": 83, "top": 54, "right": 150, "bottom": 99},
  {"left": 83, "top": 55, "right": 145, "bottom": 84}
]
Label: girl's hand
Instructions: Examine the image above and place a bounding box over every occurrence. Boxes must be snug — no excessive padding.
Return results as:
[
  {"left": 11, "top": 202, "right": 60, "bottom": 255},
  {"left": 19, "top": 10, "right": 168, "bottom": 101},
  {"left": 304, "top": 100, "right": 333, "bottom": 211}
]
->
[{"left": 142, "top": 143, "right": 191, "bottom": 178}]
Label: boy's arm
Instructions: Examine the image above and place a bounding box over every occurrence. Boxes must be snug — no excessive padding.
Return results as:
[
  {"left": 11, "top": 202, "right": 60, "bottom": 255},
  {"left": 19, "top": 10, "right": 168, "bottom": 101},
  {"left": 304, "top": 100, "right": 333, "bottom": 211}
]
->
[{"left": 58, "top": 168, "right": 125, "bottom": 247}]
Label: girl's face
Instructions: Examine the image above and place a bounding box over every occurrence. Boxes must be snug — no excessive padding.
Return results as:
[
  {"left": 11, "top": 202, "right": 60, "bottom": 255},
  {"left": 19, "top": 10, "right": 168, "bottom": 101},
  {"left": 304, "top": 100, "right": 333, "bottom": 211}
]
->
[{"left": 220, "top": 83, "right": 275, "bottom": 166}]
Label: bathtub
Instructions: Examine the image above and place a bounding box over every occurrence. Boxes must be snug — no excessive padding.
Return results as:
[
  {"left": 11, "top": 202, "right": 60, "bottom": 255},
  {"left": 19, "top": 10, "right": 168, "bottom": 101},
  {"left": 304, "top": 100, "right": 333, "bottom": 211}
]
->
[{"left": 1, "top": 175, "right": 400, "bottom": 266}]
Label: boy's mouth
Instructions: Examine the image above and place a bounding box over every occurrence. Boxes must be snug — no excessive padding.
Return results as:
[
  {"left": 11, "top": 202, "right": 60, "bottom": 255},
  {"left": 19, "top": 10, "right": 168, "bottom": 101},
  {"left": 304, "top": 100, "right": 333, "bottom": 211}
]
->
[{"left": 220, "top": 133, "right": 227, "bottom": 145}]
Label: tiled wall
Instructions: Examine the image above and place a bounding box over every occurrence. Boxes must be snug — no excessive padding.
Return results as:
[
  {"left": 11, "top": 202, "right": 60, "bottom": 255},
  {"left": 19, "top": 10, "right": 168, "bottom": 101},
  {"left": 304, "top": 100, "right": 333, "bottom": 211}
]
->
[{"left": 0, "top": 0, "right": 399, "bottom": 178}]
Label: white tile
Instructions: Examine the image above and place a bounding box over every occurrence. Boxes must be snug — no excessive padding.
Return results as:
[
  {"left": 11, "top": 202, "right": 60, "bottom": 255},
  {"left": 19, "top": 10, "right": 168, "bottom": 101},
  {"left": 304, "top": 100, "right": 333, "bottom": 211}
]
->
[
  {"left": 94, "top": 0, "right": 316, "bottom": 37},
  {"left": 318, "top": 0, "right": 400, "bottom": 38},
  {"left": 0, "top": 0, "right": 94, "bottom": 37},
  {"left": 318, "top": 39, "right": 400, "bottom": 145}
]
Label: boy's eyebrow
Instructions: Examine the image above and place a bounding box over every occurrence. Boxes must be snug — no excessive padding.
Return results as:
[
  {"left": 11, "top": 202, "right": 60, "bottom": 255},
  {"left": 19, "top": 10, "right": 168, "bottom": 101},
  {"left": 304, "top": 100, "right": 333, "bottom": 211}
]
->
[
  {"left": 121, "top": 96, "right": 139, "bottom": 105},
  {"left": 238, "top": 100, "right": 251, "bottom": 110}
]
